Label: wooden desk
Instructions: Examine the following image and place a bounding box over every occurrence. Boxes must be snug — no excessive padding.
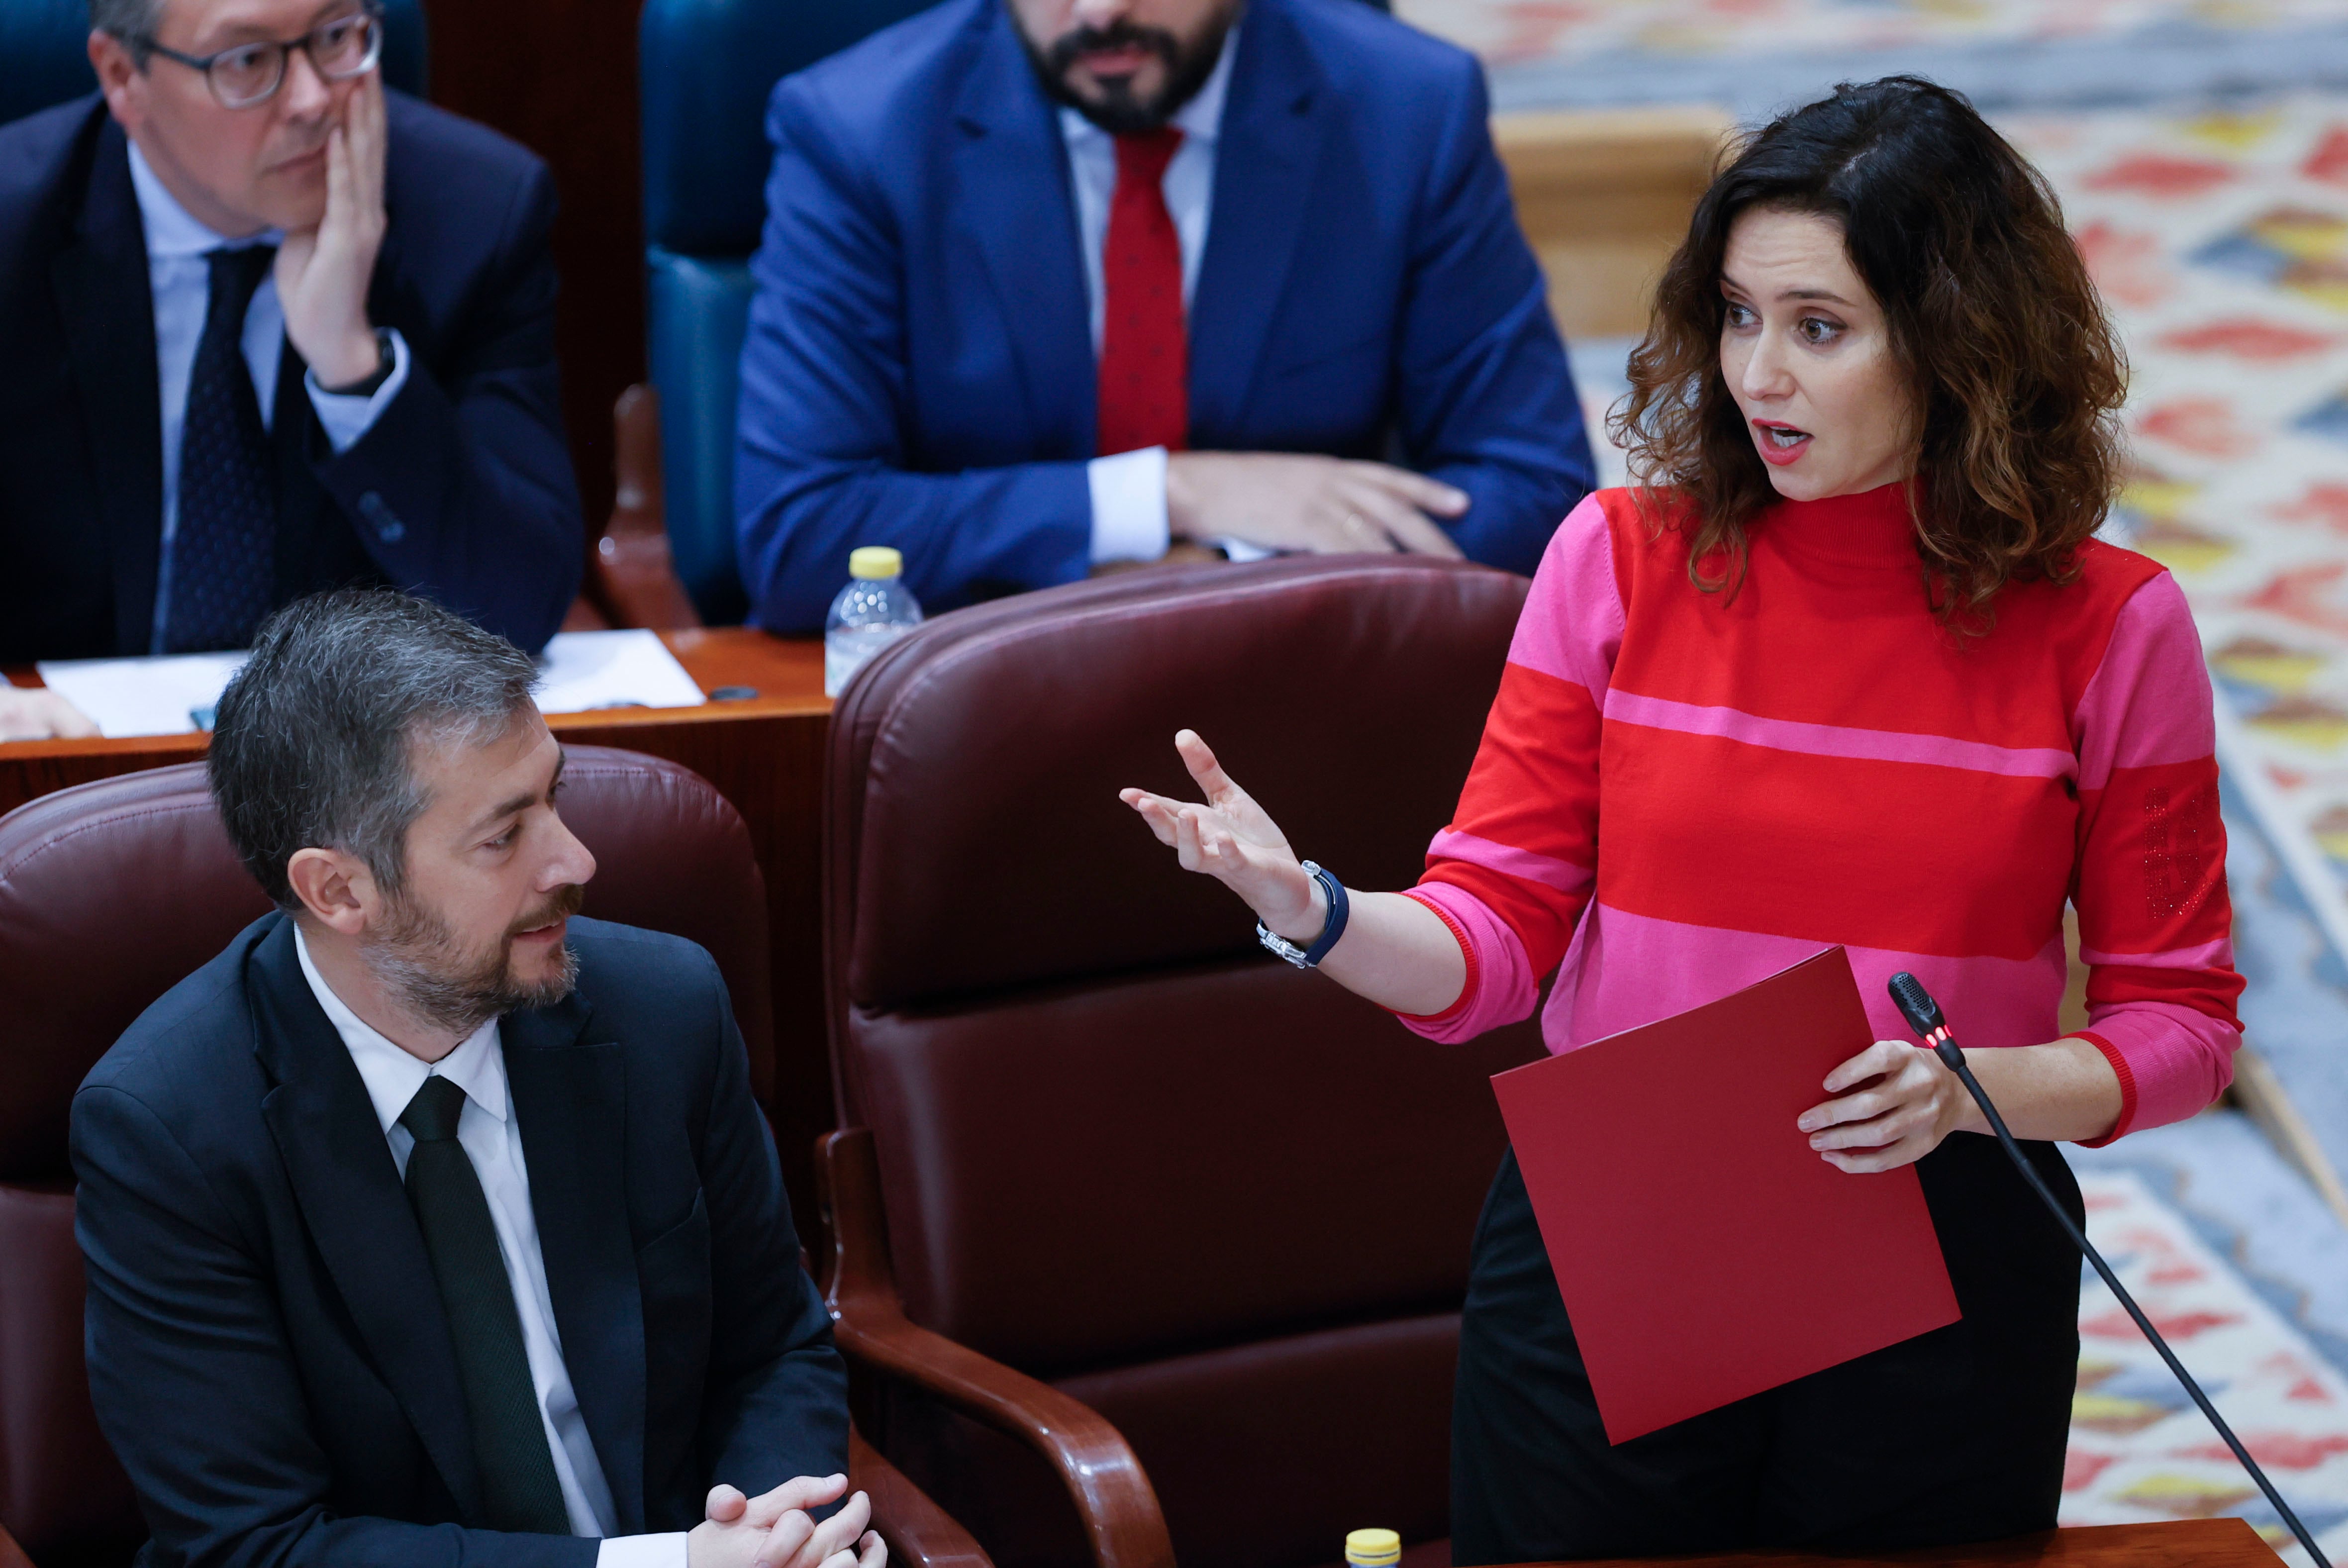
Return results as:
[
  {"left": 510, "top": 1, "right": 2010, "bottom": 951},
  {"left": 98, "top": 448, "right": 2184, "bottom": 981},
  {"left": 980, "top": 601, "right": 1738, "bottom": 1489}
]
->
[
  {"left": 1522, "top": 1518, "right": 2282, "bottom": 1566},
  {"left": 0, "top": 629, "right": 839, "bottom": 1216}
]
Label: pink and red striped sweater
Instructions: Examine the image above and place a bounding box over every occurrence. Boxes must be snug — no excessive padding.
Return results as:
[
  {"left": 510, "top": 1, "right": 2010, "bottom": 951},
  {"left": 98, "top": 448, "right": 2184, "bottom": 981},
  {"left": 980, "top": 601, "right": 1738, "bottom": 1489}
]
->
[{"left": 1399, "top": 484, "right": 2243, "bottom": 1145}]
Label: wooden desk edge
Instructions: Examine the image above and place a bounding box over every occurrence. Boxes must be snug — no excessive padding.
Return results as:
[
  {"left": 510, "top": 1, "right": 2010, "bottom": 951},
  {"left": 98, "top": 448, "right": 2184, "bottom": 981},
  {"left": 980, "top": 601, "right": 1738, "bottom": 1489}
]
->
[
  {"left": 1, "top": 629, "right": 833, "bottom": 764},
  {"left": 1504, "top": 1518, "right": 2282, "bottom": 1567}
]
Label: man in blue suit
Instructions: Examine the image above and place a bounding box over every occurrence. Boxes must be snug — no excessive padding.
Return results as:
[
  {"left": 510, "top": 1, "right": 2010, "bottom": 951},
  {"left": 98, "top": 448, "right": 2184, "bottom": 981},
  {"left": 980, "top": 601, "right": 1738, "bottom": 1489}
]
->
[{"left": 736, "top": 0, "right": 1595, "bottom": 631}]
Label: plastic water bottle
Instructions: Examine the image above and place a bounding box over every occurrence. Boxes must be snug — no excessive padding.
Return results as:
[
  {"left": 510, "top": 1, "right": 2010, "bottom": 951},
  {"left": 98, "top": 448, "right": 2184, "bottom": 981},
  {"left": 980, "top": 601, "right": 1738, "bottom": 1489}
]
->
[
  {"left": 824, "top": 546, "right": 923, "bottom": 698},
  {"left": 1345, "top": 1530, "right": 1400, "bottom": 1568}
]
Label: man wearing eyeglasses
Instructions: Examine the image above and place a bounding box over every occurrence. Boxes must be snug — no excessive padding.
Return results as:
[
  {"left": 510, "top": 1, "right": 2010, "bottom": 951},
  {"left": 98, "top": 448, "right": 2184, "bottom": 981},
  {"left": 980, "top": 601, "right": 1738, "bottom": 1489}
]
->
[{"left": 0, "top": 0, "right": 584, "bottom": 738}]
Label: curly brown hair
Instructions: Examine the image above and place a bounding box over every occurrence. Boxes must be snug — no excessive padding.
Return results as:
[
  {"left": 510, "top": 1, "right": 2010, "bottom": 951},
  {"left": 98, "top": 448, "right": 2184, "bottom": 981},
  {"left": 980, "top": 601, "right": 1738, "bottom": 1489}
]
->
[{"left": 1610, "top": 76, "right": 2128, "bottom": 620}]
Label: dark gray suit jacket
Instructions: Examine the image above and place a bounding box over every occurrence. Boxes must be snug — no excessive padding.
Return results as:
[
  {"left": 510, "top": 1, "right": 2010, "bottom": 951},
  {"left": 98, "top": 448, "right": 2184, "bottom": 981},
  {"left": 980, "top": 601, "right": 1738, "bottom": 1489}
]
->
[
  {"left": 72, "top": 913, "right": 847, "bottom": 1568},
  {"left": 0, "top": 93, "right": 583, "bottom": 661}
]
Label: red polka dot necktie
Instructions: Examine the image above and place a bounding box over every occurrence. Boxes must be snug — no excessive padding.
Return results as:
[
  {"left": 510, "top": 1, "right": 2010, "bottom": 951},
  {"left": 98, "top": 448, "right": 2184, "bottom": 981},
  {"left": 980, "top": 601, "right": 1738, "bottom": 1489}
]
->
[{"left": 1097, "top": 127, "right": 1188, "bottom": 457}]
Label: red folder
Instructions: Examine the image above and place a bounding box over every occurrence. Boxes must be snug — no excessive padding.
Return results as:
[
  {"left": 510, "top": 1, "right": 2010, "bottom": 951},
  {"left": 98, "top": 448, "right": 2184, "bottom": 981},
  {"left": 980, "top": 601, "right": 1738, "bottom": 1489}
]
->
[{"left": 1489, "top": 945, "right": 1959, "bottom": 1444}]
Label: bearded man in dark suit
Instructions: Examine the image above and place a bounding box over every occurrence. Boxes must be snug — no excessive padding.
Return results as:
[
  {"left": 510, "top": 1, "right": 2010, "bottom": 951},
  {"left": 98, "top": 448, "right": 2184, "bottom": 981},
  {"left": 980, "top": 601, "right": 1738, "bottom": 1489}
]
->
[{"left": 73, "top": 590, "right": 880, "bottom": 1568}]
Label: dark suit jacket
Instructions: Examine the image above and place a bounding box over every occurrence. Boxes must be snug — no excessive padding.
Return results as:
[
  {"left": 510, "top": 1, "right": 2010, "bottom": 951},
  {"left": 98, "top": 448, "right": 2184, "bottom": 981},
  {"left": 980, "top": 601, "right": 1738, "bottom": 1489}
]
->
[
  {"left": 734, "top": 0, "right": 1595, "bottom": 632},
  {"left": 72, "top": 914, "right": 847, "bottom": 1568},
  {"left": 0, "top": 93, "right": 583, "bottom": 661}
]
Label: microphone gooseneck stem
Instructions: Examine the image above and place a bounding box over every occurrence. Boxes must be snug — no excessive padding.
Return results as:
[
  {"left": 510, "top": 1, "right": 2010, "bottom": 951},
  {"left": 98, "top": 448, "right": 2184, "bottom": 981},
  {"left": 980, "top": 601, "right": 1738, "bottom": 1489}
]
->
[{"left": 1894, "top": 982, "right": 2332, "bottom": 1567}]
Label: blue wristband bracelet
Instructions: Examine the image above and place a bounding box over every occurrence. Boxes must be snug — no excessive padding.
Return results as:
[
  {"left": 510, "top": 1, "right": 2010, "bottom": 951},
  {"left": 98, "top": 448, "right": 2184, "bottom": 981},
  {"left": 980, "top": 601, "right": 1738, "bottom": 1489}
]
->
[{"left": 1257, "top": 861, "right": 1350, "bottom": 969}]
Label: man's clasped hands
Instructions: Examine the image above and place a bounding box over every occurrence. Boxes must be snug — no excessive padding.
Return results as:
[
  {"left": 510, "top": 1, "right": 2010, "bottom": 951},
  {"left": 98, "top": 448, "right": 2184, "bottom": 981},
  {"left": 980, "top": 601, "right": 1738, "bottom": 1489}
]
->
[{"left": 691, "top": 1473, "right": 883, "bottom": 1568}]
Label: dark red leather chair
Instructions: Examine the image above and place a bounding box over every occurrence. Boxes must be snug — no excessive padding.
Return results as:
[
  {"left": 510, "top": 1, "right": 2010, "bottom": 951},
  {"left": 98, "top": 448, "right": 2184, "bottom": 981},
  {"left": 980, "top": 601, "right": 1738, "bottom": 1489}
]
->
[
  {"left": 817, "top": 559, "right": 1547, "bottom": 1568},
  {"left": 0, "top": 748, "right": 981, "bottom": 1568}
]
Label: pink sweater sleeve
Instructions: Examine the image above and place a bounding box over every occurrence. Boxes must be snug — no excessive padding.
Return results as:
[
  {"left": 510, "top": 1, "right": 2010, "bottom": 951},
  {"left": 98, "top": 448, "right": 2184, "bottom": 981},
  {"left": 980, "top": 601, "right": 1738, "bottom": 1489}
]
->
[
  {"left": 2069, "top": 571, "right": 2244, "bottom": 1143},
  {"left": 1392, "top": 493, "right": 1622, "bottom": 1043}
]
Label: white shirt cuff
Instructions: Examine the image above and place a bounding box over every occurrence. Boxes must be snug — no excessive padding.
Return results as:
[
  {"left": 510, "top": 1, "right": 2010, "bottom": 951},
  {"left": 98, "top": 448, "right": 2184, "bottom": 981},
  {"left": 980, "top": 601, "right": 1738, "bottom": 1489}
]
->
[
  {"left": 304, "top": 328, "right": 411, "bottom": 455},
  {"left": 1086, "top": 446, "right": 1171, "bottom": 564},
  {"left": 594, "top": 1532, "right": 689, "bottom": 1568},
  {"left": 1214, "top": 537, "right": 1277, "bottom": 562}
]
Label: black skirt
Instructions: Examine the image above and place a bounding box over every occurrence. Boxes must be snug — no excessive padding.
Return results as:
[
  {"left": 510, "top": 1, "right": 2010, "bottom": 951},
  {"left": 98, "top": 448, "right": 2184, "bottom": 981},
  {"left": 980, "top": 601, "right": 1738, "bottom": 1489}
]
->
[{"left": 1451, "top": 1132, "right": 2085, "bottom": 1562}]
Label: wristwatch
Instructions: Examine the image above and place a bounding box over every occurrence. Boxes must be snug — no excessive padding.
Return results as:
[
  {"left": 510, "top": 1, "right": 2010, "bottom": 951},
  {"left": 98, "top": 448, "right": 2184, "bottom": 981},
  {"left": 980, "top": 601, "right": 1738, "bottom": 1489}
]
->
[
  {"left": 320, "top": 328, "right": 396, "bottom": 397},
  {"left": 1257, "top": 861, "right": 1352, "bottom": 969}
]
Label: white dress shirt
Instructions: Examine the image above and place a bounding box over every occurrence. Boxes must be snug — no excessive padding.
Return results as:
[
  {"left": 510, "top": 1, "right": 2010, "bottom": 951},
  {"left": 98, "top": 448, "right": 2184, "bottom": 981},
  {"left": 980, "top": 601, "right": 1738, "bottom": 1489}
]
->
[
  {"left": 294, "top": 929, "right": 687, "bottom": 1568},
  {"left": 129, "top": 143, "right": 412, "bottom": 653},
  {"left": 1061, "top": 33, "right": 1237, "bottom": 566}
]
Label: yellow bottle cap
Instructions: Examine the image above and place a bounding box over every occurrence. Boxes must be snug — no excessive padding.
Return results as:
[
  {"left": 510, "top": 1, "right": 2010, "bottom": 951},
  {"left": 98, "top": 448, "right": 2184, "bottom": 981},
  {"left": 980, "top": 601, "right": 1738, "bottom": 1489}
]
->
[
  {"left": 849, "top": 546, "right": 903, "bottom": 580},
  {"left": 1345, "top": 1529, "right": 1401, "bottom": 1567}
]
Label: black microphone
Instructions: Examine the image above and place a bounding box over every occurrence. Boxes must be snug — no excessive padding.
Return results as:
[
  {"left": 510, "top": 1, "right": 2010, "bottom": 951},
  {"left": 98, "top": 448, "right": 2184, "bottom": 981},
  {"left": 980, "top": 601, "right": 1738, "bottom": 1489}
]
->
[{"left": 1887, "top": 973, "right": 2332, "bottom": 1568}]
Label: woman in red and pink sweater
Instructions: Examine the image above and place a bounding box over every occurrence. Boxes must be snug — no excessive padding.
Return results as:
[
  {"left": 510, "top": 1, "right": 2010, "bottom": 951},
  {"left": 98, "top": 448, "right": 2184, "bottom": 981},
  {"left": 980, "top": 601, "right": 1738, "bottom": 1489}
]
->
[{"left": 1124, "top": 77, "right": 2240, "bottom": 1560}]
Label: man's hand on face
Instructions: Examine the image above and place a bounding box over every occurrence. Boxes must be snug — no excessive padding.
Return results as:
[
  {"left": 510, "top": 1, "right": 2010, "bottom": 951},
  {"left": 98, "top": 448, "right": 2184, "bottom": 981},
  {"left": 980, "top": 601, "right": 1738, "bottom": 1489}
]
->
[
  {"left": 275, "top": 68, "right": 387, "bottom": 390},
  {"left": 693, "top": 1476, "right": 885, "bottom": 1568},
  {"left": 0, "top": 686, "right": 99, "bottom": 742},
  {"left": 1165, "top": 451, "right": 1469, "bottom": 559}
]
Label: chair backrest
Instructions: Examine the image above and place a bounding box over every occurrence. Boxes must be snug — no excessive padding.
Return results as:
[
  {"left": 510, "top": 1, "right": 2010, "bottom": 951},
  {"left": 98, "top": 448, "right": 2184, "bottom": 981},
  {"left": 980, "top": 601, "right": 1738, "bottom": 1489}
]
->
[
  {"left": 0, "top": 0, "right": 429, "bottom": 128},
  {"left": 0, "top": 746, "right": 769, "bottom": 1565},
  {"left": 824, "top": 558, "right": 1543, "bottom": 1568},
  {"left": 638, "top": 0, "right": 937, "bottom": 624}
]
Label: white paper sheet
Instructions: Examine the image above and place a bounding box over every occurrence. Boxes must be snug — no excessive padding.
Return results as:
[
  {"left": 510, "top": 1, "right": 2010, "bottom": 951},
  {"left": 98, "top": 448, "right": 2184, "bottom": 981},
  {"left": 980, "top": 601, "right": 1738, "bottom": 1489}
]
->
[
  {"left": 37, "top": 629, "right": 706, "bottom": 739},
  {"left": 33, "top": 651, "right": 251, "bottom": 738},
  {"left": 529, "top": 630, "right": 707, "bottom": 715}
]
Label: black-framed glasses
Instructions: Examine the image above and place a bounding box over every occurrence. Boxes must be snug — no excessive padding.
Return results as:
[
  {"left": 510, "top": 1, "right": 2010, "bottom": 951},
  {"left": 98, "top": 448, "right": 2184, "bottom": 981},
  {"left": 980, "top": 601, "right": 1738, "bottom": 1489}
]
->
[{"left": 140, "top": 6, "right": 382, "bottom": 110}]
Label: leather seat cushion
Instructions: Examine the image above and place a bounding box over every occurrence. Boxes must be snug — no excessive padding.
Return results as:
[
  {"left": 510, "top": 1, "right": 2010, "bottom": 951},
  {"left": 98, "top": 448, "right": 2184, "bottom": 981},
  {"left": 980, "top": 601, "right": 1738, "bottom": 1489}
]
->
[
  {"left": 855, "top": 961, "right": 1539, "bottom": 1372},
  {"left": 880, "top": 1313, "right": 1461, "bottom": 1568},
  {"left": 0, "top": 1182, "right": 138, "bottom": 1564}
]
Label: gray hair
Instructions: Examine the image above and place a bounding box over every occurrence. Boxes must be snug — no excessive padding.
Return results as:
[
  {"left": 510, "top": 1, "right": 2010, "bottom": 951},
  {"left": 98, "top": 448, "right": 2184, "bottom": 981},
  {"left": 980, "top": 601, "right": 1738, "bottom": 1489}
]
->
[
  {"left": 209, "top": 589, "right": 542, "bottom": 910},
  {"left": 88, "top": 0, "right": 165, "bottom": 57}
]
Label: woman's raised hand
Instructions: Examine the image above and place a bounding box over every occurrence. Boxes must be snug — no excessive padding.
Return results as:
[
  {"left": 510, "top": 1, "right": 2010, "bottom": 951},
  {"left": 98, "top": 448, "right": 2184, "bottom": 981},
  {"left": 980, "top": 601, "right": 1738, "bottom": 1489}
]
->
[
  {"left": 1119, "top": 730, "right": 1324, "bottom": 941},
  {"left": 1121, "top": 729, "right": 1472, "bottom": 1015}
]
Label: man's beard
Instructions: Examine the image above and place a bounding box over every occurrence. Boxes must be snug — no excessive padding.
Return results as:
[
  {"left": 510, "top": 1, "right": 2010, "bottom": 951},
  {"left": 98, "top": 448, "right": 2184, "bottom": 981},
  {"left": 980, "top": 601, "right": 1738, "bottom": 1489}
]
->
[
  {"left": 1023, "top": 7, "right": 1237, "bottom": 136},
  {"left": 365, "top": 882, "right": 587, "bottom": 1039}
]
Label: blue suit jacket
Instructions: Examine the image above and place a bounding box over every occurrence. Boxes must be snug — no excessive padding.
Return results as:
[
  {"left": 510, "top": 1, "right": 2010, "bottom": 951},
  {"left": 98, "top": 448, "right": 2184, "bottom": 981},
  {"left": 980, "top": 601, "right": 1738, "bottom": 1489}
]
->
[
  {"left": 73, "top": 914, "right": 847, "bottom": 1567},
  {"left": 735, "top": 0, "right": 1594, "bottom": 632}
]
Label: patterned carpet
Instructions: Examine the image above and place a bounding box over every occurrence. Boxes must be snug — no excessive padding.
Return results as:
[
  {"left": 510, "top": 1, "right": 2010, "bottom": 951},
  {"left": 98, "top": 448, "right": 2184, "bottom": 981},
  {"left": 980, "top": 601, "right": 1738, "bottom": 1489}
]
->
[
  {"left": 1409, "top": 0, "right": 2348, "bottom": 69},
  {"left": 1396, "top": 0, "right": 2348, "bottom": 115},
  {"left": 2003, "top": 96, "right": 2348, "bottom": 986},
  {"left": 2071, "top": 1116, "right": 2348, "bottom": 1562}
]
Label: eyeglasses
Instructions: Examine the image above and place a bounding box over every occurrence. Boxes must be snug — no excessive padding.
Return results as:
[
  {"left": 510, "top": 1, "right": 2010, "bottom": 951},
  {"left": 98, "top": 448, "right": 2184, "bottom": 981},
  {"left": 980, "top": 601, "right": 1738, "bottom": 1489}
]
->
[{"left": 139, "top": 7, "right": 383, "bottom": 111}]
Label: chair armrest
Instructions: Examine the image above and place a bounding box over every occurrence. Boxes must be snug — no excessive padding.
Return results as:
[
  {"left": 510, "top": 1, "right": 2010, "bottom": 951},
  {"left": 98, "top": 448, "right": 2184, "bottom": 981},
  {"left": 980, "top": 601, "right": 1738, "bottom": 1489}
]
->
[
  {"left": 594, "top": 384, "right": 704, "bottom": 630},
  {"left": 0, "top": 1519, "right": 34, "bottom": 1568},
  {"left": 851, "top": 1424, "right": 990, "bottom": 1568},
  {"left": 818, "top": 1129, "right": 1175, "bottom": 1568}
]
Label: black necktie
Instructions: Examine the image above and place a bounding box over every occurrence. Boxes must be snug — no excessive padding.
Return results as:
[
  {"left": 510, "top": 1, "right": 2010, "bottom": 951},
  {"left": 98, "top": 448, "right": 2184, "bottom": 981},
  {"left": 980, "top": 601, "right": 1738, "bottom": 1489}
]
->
[
  {"left": 397, "top": 1076, "right": 572, "bottom": 1534},
  {"left": 164, "top": 245, "right": 279, "bottom": 654}
]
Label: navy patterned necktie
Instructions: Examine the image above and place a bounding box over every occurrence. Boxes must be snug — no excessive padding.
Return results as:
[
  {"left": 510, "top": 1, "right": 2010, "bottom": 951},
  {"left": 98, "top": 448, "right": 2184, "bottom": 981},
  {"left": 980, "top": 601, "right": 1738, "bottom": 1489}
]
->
[{"left": 165, "top": 245, "right": 279, "bottom": 654}]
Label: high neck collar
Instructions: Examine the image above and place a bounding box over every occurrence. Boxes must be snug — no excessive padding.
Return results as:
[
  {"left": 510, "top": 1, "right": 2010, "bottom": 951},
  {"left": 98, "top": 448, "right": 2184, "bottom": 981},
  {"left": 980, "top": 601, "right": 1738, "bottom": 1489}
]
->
[{"left": 1757, "top": 480, "right": 1919, "bottom": 569}]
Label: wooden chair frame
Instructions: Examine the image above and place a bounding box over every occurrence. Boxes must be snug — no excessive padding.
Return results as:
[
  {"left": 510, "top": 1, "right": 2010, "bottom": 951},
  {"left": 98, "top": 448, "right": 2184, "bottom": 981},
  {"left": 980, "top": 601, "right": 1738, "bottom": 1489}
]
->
[{"left": 819, "top": 1128, "right": 1178, "bottom": 1568}]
